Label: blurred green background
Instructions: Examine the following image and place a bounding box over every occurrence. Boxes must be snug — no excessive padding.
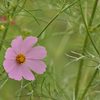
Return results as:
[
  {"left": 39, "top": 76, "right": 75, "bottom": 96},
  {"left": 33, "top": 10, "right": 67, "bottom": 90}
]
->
[{"left": 0, "top": 0, "right": 100, "bottom": 100}]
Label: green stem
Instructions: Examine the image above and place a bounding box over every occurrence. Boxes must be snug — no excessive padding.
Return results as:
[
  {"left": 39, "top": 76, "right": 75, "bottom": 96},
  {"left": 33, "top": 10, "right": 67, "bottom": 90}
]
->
[
  {"left": 84, "top": 0, "right": 87, "bottom": 25},
  {"left": 37, "top": 13, "right": 59, "bottom": 38},
  {"left": 0, "top": 1, "right": 22, "bottom": 51},
  {"left": 0, "top": 27, "right": 10, "bottom": 49},
  {"left": 80, "top": 68, "right": 99, "bottom": 100},
  {"left": 79, "top": 0, "right": 99, "bottom": 55},
  {"left": 18, "top": 0, "right": 27, "bottom": 12},
  {"left": 75, "top": 59, "right": 84, "bottom": 99},
  {"left": 30, "top": 83, "right": 33, "bottom": 100},
  {"left": 61, "top": 0, "right": 79, "bottom": 12},
  {"left": 37, "top": 0, "right": 79, "bottom": 38},
  {"left": 2, "top": 45, "right": 7, "bottom": 51},
  {"left": 88, "top": 0, "right": 99, "bottom": 26},
  {"left": 28, "top": 81, "right": 33, "bottom": 100},
  {"left": 75, "top": 0, "right": 99, "bottom": 99},
  {"left": 79, "top": 1, "right": 88, "bottom": 92},
  {"left": 17, "top": 79, "right": 23, "bottom": 100},
  {"left": 0, "top": 1, "right": 10, "bottom": 51},
  {"left": 80, "top": 67, "right": 91, "bottom": 93}
]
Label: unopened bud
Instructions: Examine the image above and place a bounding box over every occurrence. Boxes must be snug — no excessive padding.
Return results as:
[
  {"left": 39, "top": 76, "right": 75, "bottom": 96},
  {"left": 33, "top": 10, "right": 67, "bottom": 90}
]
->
[
  {"left": 10, "top": 2, "right": 16, "bottom": 8},
  {"left": 9, "top": 16, "right": 12, "bottom": 22},
  {"left": 0, "top": 25, "right": 5, "bottom": 31},
  {"left": 23, "top": 29, "right": 31, "bottom": 35}
]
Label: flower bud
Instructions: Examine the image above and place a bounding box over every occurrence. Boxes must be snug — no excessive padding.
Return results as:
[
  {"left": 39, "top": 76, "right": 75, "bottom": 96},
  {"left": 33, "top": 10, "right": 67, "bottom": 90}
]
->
[
  {"left": 10, "top": 2, "right": 16, "bottom": 8},
  {"left": 23, "top": 29, "right": 31, "bottom": 35},
  {"left": 0, "top": 25, "right": 5, "bottom": 31}
]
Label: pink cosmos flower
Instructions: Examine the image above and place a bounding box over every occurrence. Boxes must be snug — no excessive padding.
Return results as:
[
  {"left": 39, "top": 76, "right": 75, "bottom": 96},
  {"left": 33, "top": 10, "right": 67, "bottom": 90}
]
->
[
  {"left": 0, "top": 16, "right": 15, "bottom": 25},
  {"left": 0, "top": 16, "right": 6, "bottom": 22},
  {"left": 3, "top": 36, "right": 47, "bottom": 81}
]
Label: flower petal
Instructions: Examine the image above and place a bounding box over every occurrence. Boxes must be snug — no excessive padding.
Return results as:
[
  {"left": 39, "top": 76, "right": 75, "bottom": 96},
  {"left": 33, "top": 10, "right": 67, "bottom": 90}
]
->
[
  {"left": 11, "top": 36, "right": 22, "bottom": 54},
  {"left": 21, "top": 36, "right": 38, "bottom": 53},
  {"left": 21, "top": 64, "right": 35, "bottom": 81},
  {"left": 3, "top": 60, "right": 16, "bottom": 73},
  {"left": 26, "top": 46, "right": 47, "bottom": 59},
  {"left": 0, "top": 16, "right": 6, "bottom": 22},
  {"left": 8, "top": 64, "right": 22, "bottom": 81},
  {"left": 5, "top": 47, "right": 16, "bottom": 60},
  {"left": 26, "top": 59, "right": 47, "bottom": 74}
]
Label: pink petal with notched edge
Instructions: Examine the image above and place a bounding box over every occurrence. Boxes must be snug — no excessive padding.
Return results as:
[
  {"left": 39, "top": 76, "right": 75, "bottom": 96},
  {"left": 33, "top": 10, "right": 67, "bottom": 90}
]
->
[
  {"left": 5, "top": 47, "right": 16, "bottom": 60},
  {"left": 25, "top": 46, "right": 47, "bottom": 59},
  {"left": 8, "top": 64, "right": 22, "bottom": 81},
  {"left": 21, "top": 36, "right": 38, "bottom": 54},
  {"left": 11, "top": 36, "right": 22, "bottom": 54},
  {"left": 21, "top": 64, "right": 35, "bottom": 81},
  {"left": 3, "top": 60, "right": 16, "bottom": 73},
  {"left": 25, "top": 59, "right": 46, "bottom": 74}
]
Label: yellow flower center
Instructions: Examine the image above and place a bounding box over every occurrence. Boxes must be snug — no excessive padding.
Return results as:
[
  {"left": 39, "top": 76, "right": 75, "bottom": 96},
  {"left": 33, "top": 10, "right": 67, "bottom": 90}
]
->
[{"left": 16, "top": 54, "right": 26, "bottom": 64}]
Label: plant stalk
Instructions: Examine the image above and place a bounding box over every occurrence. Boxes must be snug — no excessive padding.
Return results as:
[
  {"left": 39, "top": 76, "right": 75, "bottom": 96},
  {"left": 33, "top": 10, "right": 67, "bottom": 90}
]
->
[
  {"left": 80, "top": 68, "right": 99, "bottom": 100},
  {"left": 37, "top": 0, "right": 79, "bottom": 38},
  {"left": 0, "top": 0, "right": 27, "bottom": 51},
  {"left": 75, "top": 0, "right": 99, "bottom": 99}
]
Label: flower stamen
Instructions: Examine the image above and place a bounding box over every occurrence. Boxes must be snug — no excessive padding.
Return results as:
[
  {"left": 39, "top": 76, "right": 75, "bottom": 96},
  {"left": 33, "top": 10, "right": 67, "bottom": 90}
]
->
[{"left": 16, "top": 54, "right": 26, "bottom": 64}]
